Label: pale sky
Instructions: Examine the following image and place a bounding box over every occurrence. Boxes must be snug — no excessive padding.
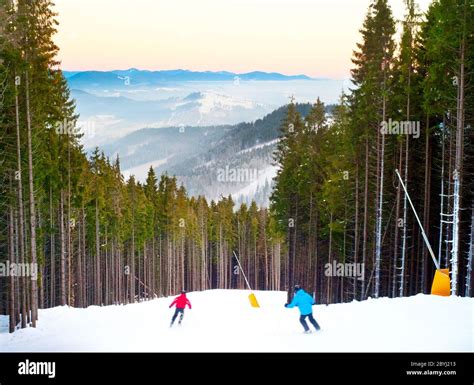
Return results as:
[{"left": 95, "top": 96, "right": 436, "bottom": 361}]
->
[{"left": 53, "top": 0, "right": 432, "bottom": 79}]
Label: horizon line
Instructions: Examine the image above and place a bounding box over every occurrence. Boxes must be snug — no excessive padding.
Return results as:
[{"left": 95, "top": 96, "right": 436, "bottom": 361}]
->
[{"left": 61, "top": 67, "right": 350, "bottom": 81}]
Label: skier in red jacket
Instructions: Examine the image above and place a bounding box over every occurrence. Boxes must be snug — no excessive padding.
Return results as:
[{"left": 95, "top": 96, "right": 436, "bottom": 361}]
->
[{"left": 169, "top": 290, "right": 192, "bottom": 327}]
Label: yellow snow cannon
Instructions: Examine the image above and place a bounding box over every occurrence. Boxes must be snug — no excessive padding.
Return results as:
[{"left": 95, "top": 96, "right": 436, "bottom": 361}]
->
[
  {"left": 248, "top": 293, "right": 260, "bottom": 308},
  {"left": 431, "top": 268, "right": 450, "bottom": 296}
]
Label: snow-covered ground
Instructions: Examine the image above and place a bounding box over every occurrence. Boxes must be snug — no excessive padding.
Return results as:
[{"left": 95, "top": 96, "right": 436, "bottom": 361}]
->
[{"left": 0, "top": 290, "right": 472, "bottom": 352}]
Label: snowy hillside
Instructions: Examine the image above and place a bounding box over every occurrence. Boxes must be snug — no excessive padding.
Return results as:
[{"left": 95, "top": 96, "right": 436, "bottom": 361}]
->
[
  {"left": 0, "top": 290, "right": 472, "bottom": 352},
  {"left": 122, "top": 156, "right": 173, "bottom": 181},
  {"left": 232, "top": 165, "right": 278, "bottom": 207},
  {"left": 99, "top": 104, "right": 323, "bottom": 206}
]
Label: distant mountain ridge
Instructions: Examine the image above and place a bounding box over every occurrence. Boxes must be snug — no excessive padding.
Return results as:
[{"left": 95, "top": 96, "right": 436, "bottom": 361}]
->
[{"left": 63, "top": 68, "right": 315, "bottom": 85}]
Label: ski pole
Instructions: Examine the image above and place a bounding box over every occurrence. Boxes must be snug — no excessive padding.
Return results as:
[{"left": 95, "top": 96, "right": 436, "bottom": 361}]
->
[
  {"left": 395, "top": 169, "right": 440, "bottom": 270},
  {"left": 233, "top": 250, "right": 252, "bottom": 290}
]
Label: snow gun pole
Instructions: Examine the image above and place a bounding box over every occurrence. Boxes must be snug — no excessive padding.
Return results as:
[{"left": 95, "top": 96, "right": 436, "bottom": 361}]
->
[
  {"left": 233, "top": 251, "right": 260, "bottom": 307},
  {"left": 395, "top": 169, "right": 450, "bottom": 295},
  {"left": 233, "top": 250, "right": 252, "bottom": 290},
  {"left": 395, "top": 169, "right": 439, "bottom": 269}
]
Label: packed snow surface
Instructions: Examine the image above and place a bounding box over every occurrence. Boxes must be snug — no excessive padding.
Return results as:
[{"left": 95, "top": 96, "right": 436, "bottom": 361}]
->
[{"left": 0, "top": 290, "right": 472, "bottom": 352}]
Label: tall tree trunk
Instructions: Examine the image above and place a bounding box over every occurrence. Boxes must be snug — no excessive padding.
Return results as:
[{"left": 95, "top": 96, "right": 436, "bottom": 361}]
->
[
  {"left": 399, "top": 137, "right": 409, "bottom": 297},
  {"left": 354, "top": 162, "right": 360, "bottom": 300},
  {"left": 67, "top": 138, "right": 72, "bottom": 305},
  {"left": 438, "top": 123, "right": 446, "bottom": 268},
  {"left": 60, "top": 190, "right": 66, "bottom": 305},
  {"left": 49, "top": 185, "right": 55, "bottom": 308},
  {"left": 131, "top": 208, "right": 135, "bottom": 302},
  {"left": 25, "top": 69, "right": 38, "bottom": 326},
  {"left": 374, "top": 90, "right": 386, "bottom": 298},
  {"left": 15, "top": 74, "right": 27, "bottom": 328},
  {"left": 451, "top": 29, "right": 466, "bottom": 296},
  {"left": 361, "top": 136, "right": 369, "bottom": 300},
  {"left": 392, "top": 144, "right": 402, "bottom": 297},
  {"left": 81, "top": 206, "right": 87, "bottom": 306},
  {"left": 76, "top": 206, "right": 83, "bottom": 308},
  {"left": 327, "top": 212, "right": 333, "bottom": 304},
  {"left": 9, "top": 206, "right": 16, "bottom": 333},
  {"left": 313, "top": 207, "right": 319, "bottom": 300},
  {"left": 95, "top": 198, "right": 101, "bottom": 305},
  {"left": 422, "top": 115, "right": 431, "bottom": 293}
]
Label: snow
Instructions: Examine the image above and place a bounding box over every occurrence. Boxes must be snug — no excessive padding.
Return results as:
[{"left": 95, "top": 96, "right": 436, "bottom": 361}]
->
[
  {"left": 0, "top": 290, "right": 472, "bottom": 352},
  {"left": 197, "top": 92, "right": 255, "bottom": 114},
  {"left": 232, "top": 165, "right": 278, "bottom": 201},
  {"left": 122, "top": 156, "right": 172, "bottom": 182},
  {"left": 238, "top": 139, "right": 280, "bottom": 155}
]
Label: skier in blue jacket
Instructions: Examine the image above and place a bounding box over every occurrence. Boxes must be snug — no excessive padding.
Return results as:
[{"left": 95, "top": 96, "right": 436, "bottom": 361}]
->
[{"left": 285, "top": 285, "right": 321, "bottom": 333}]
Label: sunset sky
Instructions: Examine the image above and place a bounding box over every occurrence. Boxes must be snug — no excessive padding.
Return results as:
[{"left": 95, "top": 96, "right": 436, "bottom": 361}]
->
[{"left": 53, "top": 0, "right": 432, "bottom": 79}]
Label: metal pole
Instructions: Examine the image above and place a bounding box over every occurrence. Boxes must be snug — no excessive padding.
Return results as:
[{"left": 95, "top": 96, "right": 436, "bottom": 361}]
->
[
  {"left": 395, "top": 169, "right": 440, "bottom": 270},
  {"left": 232, "top": 251, "right": 252, "bottom": 290}
]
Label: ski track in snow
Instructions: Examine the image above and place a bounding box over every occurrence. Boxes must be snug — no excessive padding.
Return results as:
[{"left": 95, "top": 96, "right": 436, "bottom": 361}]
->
[{"left": 0, "top": 290, "right": 472, "bottom": 352}]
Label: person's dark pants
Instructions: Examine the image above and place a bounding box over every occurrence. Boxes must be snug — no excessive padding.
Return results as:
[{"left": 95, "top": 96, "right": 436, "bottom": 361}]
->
[
  {"left": 300, "top": 313, "right": 320, "bottom": 332},
  {"left": 171, "top": 308, "right": 184, "bottom": 325}
]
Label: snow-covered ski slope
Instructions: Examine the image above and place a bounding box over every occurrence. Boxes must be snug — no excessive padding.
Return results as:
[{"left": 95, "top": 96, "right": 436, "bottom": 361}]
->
[{"left": 0, "top": 290, "right": 472, "bottom": 352}]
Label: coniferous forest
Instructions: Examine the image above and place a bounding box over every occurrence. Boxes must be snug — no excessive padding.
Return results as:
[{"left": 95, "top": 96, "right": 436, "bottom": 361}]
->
[{"left": 0, "top": 0, "right": 472, "bottom": 334}]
